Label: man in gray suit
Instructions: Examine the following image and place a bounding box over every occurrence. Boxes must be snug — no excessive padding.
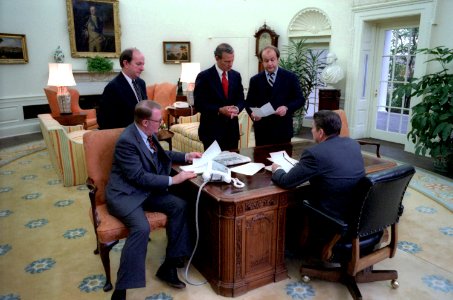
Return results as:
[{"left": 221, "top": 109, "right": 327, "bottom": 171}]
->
[
  {"left": 107, "top": 100, "right": 202, "bottom": 300},
  {"left": 271, "top": 110, "right": 365, "bottom": 221}
]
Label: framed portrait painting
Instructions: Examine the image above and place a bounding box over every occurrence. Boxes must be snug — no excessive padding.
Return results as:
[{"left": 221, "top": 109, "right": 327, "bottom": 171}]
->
[
  {"left": 163, "top": 41, "right": 191, "bottom": 64},
  {"left": 0, "top": 33, "right": 29, "bottom": 64},
  {"left": 66, "top": 0, "right": 121, "bottom": 58}
]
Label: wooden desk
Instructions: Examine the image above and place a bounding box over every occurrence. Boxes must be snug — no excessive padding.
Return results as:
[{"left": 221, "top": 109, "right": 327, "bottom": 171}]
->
[
  {"left": 173, "top": 141, "right": 397, "bottom": 297},
  {"left": 53, "top": 112, "right": 87, "bottom": 128}
]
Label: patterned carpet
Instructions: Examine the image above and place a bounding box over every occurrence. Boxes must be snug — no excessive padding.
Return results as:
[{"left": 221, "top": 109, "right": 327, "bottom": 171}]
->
[{"left": 0, "top": 149, "right": 452, "bottom": 300}]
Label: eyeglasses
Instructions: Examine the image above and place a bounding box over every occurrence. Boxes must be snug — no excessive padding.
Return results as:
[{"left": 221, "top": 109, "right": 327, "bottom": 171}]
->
[{"left": 148, "top": 118, "right": 162, "bottom": 124}]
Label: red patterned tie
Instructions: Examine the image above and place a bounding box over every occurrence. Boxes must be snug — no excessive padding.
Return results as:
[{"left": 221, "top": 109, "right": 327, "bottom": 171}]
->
[
  {"left": 147, "top": 136, "right": 157, "bottom": 152},
  {"left": 222, "top": 71, "right": 228, "bottom": 98}
]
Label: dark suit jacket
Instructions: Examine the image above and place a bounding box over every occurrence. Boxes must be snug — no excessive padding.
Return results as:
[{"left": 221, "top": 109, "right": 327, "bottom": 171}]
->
[
  {"left": 246, "top": 67, "right": 304, "bottom": 146},
  {"left": 194, "top": 65, "right": 245, "bottom": 150},
  {"left": 272, "top": 136, "right": 365, "bottom": 221},
  {"left": 105, "top": 123, "right": 186, "bottom": 218},
  {"left": 97, "top": 73, "right": 147, "bottom": 129}
]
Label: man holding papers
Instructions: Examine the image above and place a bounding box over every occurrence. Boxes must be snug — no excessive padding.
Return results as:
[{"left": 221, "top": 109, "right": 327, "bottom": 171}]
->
[
  {"left": 246, "top": 45, "right": 304, "bottom": 146},
  {"left": 271, "top": 110, "right": 365, "bottom": 222}
]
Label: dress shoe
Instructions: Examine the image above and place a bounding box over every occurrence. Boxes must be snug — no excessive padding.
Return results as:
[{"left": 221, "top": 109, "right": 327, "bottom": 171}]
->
[
  {"left": 111, "top": 289, "right": 126, "bottom": 300},
  {"left": 156, "top": 264, "right": 186, "bottom": 289}
]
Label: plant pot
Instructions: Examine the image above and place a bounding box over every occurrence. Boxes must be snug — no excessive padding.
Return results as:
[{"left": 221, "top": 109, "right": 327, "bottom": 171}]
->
[{"left": 432, "top": 154, "right": 452, "bottom": 174}]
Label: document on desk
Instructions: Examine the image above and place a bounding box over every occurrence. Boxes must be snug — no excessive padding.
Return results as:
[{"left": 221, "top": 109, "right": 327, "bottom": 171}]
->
[
  {"left": 267, "top": 151, "right": 298, "bottom": 173},
  {"left": 179, "top": 140, "right": 222, "bottom": 173},
  {"left": 250, "top": 102, "right": 275, "bottom": 118},
  {"left": 230, "top": 162, "right": 265, "bottom": 176}
]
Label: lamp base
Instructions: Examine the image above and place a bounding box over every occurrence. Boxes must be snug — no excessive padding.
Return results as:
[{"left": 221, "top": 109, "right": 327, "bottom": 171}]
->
[{"left": 57, "top": 92, "right": 72, "bottom": 115}]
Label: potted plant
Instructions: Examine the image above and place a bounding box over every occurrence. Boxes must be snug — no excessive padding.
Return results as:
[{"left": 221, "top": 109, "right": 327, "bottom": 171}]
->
[
  {"left": 279, "top": 39, "right": 326, "bottom": 134},
  {"left": 393, "top": 46, "right": 453, "bottom": 172},
  {"left": 86, "top": 55, "right": 113, "bottom": 73}
]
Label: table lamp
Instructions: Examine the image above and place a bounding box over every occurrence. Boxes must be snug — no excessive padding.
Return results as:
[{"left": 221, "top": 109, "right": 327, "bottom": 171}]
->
[
  {"left": 180, "top": 62, "right": 200, "bottom": 105},
  {"left": 47, "top": 63, "right": 76, "bottom": 115}
]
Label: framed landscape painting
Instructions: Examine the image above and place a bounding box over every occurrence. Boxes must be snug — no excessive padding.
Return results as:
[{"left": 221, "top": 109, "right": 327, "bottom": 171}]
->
[
  {"left": 66, "top": 0, "right": 121, "bottom": 58},
  {"left": 0, "top": 33, "right": 29, "bottom": 64},
  {"left": 163, "top": 41, "right": 191, "bottom": 64}
]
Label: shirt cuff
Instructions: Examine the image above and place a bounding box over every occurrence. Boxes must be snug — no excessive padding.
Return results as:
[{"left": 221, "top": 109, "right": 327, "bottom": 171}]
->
[
  {"left": 272, "top": 167, "right": 283, "bottom": 174},
  {"left": 169, "top": 176, "right": 172, "bottom": 186}
]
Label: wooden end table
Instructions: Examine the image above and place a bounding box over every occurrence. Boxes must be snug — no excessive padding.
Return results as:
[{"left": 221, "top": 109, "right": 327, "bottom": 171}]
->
[
  {"left": 166, "top": 106, "right": 197, "bottom": 128},
  {"left": 157, "top": 129, "right": 174, "bottom": 150},
  {"left": 53, "top": 112, "right": 87, "bottom": 128}
]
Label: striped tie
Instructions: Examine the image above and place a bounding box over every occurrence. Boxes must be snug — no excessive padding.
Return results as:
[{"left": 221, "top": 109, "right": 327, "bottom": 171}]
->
[
  {"left": 132, "top": 80, "right": 143, "bottom": 102},
  {"left": 147, "top": 136, "right": 157, "bottom": 152},
  {"left": 268, "top": 72, "right": 274, "bottom": 87}
]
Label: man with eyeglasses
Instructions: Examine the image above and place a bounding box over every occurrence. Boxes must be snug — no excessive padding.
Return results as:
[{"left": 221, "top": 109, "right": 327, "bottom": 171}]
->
[
  {"left": 98, "top": 47, "right": 148, "bottom": 130},
  {"left": 106, "top": 100, "right": 202, "bottom": 300}
]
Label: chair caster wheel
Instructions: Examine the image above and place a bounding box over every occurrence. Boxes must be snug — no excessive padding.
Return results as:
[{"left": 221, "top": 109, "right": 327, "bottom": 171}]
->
[
  {"left": 391, "top": 279, "right": 399, "bottom": 289},
  {"left": 302, "top": 275, "right": 310, "bottom": 283}
]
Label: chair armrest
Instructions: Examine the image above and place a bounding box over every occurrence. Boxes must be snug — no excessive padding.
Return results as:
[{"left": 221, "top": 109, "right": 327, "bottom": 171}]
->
[
  {"left": 303, "top": 200, "right": 349, "bottom": 236},
  {"left": 357, "top": 139, "right": 381, "bottom": 158}
]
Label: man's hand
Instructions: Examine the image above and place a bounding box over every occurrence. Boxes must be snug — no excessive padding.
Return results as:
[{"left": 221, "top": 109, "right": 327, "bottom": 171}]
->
[
  {"left": 172, "top": 171, "right": 197, "bottom": 184},
  {"left": 275, "top": 106, "right": 288, "bottom": 117},
  {"left": 271, "top": 163, "right": 281, "bottom": 172},
  {"left": 251, "top": 113, "right": 262, "bottom": 122},
  {"left": 186, "top": 152, "right": 202, "bottom": 163},
  {"left": 219, "top": 105, "right": 239, "bottom": 119}
]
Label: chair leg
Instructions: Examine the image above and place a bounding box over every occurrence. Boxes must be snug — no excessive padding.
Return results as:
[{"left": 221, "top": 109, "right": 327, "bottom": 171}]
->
[
  {"left": 355, "top": 266, "right": 398, "bottom": 283},
  {"left": 98, "top": 241, "right": 119, "bottom": 292},
  {"left": 300, "top": 265, "right": 343, "bottom": 282},
  {"left": 343, "top": 275, "right": 363, "bottom": 300}
]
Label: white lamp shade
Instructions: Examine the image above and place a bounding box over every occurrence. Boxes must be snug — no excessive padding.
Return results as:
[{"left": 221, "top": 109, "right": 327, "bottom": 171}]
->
[
  {"left": 47, "top": 63, "right": 76, "bottom": 86},
  {"left": 180, "top": 62, "right": 200, "bottom": 83}
]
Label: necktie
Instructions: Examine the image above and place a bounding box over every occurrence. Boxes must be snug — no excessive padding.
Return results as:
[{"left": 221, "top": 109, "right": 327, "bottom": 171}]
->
[
  {"left": 222, "top": 71, "right": 228, "bottom": 98},
  {"left": 268, "top": 72, "right": 274, "bottom": 87},
  {"left": 147, "top": 136, "right": 157, "bottom": 153},
  {"left": 132, "top": 80, "right": 142, "bottom": 102}
]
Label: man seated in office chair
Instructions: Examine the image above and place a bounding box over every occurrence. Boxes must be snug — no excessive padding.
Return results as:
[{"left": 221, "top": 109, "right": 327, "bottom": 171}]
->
[{"left": 271, "top": 110, "right": 366, "bottom": 253}]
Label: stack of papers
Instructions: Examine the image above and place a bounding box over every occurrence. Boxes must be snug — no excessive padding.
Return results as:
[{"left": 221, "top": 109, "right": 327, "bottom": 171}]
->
[
  {"left": 250, "top": 102, "right": 275, "bottom": 118},
  {"left": 267, "top": 151, "right": 298, "bottom": 173}
]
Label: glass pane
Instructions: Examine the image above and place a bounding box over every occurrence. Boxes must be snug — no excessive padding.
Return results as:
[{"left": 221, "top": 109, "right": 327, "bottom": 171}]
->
[
  {"left": 388, "top": 113, "right": 402, "bottom": 133},
  {"left": 394, "top": 55, "right": 408, "bottom": 81},
  {"left": 376, "top": 109, "right": 388, "bottom": 131}
]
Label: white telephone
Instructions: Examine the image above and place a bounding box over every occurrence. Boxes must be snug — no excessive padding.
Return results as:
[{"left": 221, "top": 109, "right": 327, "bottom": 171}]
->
[
  {"left": 202, "top": 160, "right": 245, "bottom": 188},
  {"left": 174, "top": 101, "right": 190, "bottom": 108}
]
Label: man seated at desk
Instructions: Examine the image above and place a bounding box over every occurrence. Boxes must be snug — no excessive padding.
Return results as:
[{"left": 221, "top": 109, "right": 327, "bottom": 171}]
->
[{"left": 271, "top": 110, "right": 365, "bottom": 250}]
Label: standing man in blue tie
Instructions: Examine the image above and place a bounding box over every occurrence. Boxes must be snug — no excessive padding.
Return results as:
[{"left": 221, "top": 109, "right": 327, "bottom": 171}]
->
[
  {"left": 98, "top": 48, "right": 148, "bottom": 129},
  {"left": 246, "top": 45, "right": 305, "bottom": 146},
  {"left": 194, "top": 43, "right": 246, "bottom": 150}
]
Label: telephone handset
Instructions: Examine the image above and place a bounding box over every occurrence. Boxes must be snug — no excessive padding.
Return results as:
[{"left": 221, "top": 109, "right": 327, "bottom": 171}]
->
[{"left": 202, "top": 160, "right": 245, "bottom": 188}]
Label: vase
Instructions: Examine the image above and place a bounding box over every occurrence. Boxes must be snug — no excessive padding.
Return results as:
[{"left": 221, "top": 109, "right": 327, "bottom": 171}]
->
[{"left": 432, "top": 154, "right": 451, "bottom": 173}]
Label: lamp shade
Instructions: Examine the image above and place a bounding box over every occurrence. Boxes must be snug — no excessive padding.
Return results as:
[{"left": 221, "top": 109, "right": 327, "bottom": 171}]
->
[
  {"left": 180, "top": 62, "right": 200, "bottom": 83},
  {"left": 47, "top": 63, "right": 76, "bottom": 86}
]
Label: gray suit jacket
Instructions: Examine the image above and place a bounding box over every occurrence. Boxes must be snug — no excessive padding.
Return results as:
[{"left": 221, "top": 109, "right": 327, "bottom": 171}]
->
[
  {"left": 106, "top": 123, "right": 186, "bottom": 218},
  {"left": 272, "top": 136, "right": 365, "bottom": 220}
]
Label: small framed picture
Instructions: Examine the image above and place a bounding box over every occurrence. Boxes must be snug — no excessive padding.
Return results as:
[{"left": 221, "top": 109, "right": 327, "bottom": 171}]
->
[
  {"left": 163, "top": 41, "right": 191, "bottom": 64},
  {"left": 0, "top": 33, "right": 29, "bottom": 64}
]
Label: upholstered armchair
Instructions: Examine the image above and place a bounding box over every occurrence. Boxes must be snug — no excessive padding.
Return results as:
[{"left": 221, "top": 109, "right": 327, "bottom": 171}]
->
[
  {"left": 83, "top": 128, "right": 167, "bottom": 292},
  {"left": 170, "top": 110, "right": 252, "bottom": 152},
  {"left": 146, "top": 82, "right": 177, "bottom": 127},
  {"left": 44, "top": 86, "right": 99, "bottom": 130},
  {"left": 38, "top": 114, "right": 89, "bottom": 187}
]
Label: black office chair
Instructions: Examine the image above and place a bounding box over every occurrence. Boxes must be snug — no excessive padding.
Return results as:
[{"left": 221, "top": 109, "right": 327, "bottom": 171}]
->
[{"left": 299, "top": 164, "right": 416, "bottom": 300}]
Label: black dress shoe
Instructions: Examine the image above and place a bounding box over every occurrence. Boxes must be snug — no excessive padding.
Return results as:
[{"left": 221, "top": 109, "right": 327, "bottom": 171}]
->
[
  {"left": 156, "top": 264, "right": 186, "bottom": 289},
  {"left": 111, "top": 289, "right": 126, "bottom": 300}
]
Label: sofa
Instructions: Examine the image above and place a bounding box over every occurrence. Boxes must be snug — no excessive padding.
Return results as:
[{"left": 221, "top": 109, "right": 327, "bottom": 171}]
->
[
  {"left": 170, "top": 110, "right": 252, "bottom": 152},
  {"left": 38, "top": 114, "right": 89, "bottom": 187}
]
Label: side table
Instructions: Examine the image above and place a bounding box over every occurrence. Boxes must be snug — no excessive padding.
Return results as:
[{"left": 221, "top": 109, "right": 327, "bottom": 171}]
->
[
  {"left": 318, "top": 89, "right": 341, "bottom": 110},
  {"left": 54, "top": 112, "right": 87, "bottom": 128},
  {"left": 166, "top": 106, "right": 197, "bottom": 128},
  {"left": 157, "top": 129, "right": 174, "bottom": 150}
]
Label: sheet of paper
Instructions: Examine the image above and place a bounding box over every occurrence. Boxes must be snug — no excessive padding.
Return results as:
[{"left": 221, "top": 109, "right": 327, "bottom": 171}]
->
[
  {"left": 180, "top": 140, "right": 222, "bottom": 173},
  {"left": 230, "top": 162, "right": 265, "bottom": 176},
  {"left": 250, "top": 102, "right": 275, "bottom": 117},
  {"left": 268, "top": 151, "right": 298, "bottom": 173}
]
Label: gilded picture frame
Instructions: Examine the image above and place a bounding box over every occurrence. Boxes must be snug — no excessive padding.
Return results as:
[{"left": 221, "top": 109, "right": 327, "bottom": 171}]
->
[
  {"left": 163, "top": 41, "right": 191, "bottom": 64},
  {"left": 66, "top": 0, "right": 121, "bottom": 58},
  {"left": 0, "top": 33, "right": 29, "bottom": 64}
]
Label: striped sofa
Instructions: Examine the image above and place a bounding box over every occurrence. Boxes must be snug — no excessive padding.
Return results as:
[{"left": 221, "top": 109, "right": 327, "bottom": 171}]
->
[
  {"left": 170, "top": 110, "right": 252, "bottom": 152},
  {"left": 38, "top": 114, "right": 89, "bottom": 187}
]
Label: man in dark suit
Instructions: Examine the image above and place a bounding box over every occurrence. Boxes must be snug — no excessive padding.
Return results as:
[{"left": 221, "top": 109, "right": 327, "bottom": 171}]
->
[
  {"left": 271, "top": 110, "right": 365, "bottom": 221},
  {"left": 98, "top": 48, "right": 147, "bottom": 129},
  {"left": 194, "top": 43, "right": 246, "bottom": 150},
  {"left": 246, "top": 45, "right": 305, "bottom": 146},
  {"left": 107, "top": 100, "right": 202, "bottom": 300}
]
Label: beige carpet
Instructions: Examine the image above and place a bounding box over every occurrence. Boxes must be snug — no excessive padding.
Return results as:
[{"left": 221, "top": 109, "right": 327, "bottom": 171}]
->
[{"left": 0, "top": 149, "right": 452, "bottom": 300}]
